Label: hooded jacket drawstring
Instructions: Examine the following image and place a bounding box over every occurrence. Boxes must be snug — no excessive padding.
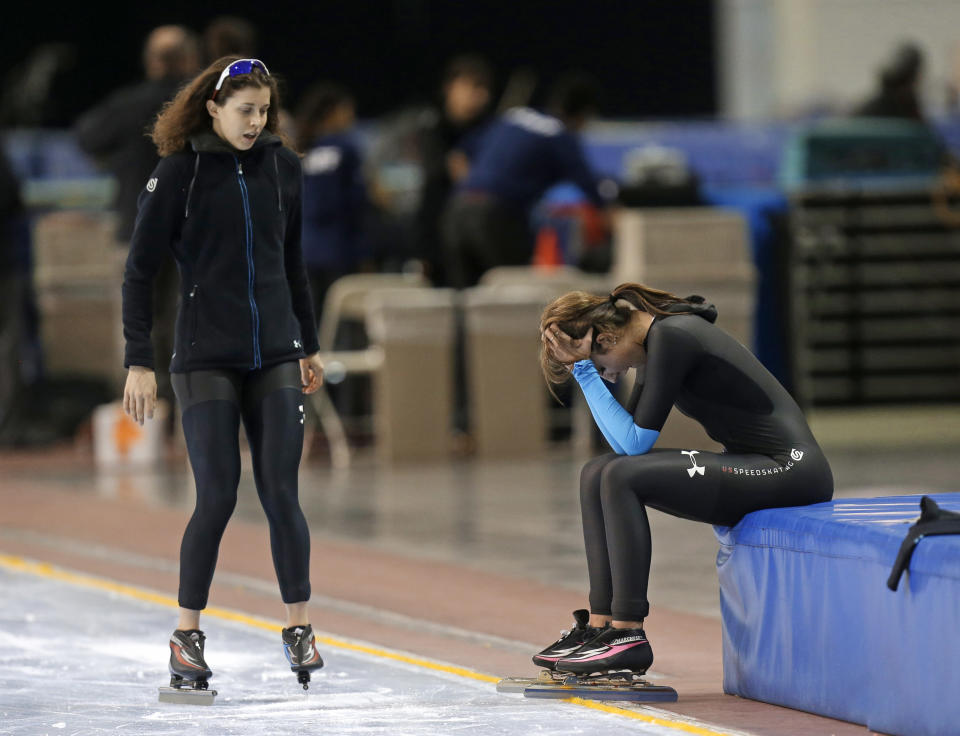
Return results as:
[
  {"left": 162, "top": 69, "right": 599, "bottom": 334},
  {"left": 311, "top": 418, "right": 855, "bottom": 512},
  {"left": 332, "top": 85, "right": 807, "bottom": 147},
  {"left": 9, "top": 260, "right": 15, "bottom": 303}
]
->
[
  {"left": 185, "top": 152, "right": 200, "bottom": 219},
  {"left": 273, "top": 150, "right": 283, "bottom": 213},
  {"left": 185, "top": 149, "right": 281, "bottom": 219}
]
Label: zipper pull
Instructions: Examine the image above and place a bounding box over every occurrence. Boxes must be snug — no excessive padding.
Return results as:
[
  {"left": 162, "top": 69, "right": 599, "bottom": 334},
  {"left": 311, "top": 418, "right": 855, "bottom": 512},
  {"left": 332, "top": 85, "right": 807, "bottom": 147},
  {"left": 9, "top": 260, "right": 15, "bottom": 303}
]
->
[
  {"left": 189, "top": 284, "right": 198, "bottom": 297},
  {"left": 238, "top": 161, "right": 244, "bottom": 175}
]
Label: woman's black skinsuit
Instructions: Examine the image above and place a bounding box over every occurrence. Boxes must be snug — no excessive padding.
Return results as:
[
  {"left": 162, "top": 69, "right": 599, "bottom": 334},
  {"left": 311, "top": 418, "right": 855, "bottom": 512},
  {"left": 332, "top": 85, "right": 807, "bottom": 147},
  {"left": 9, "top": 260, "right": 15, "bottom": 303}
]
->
[{"left": 578, "top": 303, "right": 833, "bottom": 621}]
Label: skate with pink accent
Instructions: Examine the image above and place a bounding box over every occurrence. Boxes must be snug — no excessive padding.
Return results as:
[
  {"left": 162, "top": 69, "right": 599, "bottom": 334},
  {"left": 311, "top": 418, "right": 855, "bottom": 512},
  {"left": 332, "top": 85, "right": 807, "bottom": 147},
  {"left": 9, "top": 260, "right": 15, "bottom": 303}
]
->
[
  {"left": 555, "top": 624, "right": 654, "bottom": 675},
  {"left": 499, "top": 625, "right": 677, "bottom": 702}
]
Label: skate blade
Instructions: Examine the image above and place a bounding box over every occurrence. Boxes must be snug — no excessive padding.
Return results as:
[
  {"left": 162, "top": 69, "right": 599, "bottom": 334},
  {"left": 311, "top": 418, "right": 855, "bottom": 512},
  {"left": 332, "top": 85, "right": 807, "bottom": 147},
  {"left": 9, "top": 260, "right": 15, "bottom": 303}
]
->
[
  {"left": 496, "top": 671, "right": 565, "bottom": 693},
  {"left": 497, "top": 677, "right": 535, "bottom": 693},
  {"left": 158, "top": 686, "right": 218, "bottom": 705},
  {"left": 523, "top": 681, "right": 678, "bottom": 703}
]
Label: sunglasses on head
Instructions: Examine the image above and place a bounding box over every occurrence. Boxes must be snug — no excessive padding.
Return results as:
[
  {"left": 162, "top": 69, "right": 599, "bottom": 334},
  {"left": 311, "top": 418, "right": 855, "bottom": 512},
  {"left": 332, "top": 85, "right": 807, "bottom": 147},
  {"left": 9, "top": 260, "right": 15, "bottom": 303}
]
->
[{"left": 211, "top": 59, "right": 270, "bottom": 100}]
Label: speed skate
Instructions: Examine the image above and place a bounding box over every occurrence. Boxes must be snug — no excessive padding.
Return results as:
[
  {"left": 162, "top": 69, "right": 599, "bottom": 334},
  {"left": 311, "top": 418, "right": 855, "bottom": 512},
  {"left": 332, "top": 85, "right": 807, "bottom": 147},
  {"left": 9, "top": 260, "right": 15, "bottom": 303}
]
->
[
  {"left": 160, "top": 629, "right": 217, "bottom": 705},
  {"left": 497, "top": 669, "right": 678, "bottom": 702},
  {"left": 158, "top": 676, "right": 218, "bottom": 705}
]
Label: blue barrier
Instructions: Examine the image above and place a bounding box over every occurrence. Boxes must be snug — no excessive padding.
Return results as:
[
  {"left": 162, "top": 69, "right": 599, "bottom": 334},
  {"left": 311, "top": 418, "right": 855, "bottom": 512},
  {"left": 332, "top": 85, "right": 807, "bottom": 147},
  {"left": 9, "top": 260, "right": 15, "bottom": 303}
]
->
[
  {"left": 715, "top": 494, "right": 960, "bottom": 736},
  {"left": 7, "top": 117, "right": 960, "bottom": 187}
]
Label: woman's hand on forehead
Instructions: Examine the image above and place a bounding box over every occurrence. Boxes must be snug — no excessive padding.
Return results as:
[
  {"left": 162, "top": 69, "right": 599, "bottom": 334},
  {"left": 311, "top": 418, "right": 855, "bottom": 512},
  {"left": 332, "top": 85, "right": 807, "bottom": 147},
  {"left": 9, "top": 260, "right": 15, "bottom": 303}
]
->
[{"left": 542, "top": 324, "right": 593, "bottom": 365}]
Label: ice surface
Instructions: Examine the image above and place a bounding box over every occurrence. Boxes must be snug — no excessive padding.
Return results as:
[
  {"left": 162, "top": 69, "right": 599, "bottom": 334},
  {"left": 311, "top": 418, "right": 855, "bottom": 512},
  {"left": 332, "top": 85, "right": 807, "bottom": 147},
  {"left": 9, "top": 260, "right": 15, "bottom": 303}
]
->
[{"left": 0, "top": 567, "right": 681, "bottom": 735}]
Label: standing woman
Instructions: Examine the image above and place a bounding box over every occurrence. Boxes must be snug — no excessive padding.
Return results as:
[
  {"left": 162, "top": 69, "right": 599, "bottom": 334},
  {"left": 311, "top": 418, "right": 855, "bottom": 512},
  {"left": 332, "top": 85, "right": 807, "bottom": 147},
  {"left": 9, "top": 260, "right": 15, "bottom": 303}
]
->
[
  {"left": 122, "top": 57, "right": 325, "bottom": 689},
  {"left": 535, "top": 283, "right": 833, "bottom": 676}
]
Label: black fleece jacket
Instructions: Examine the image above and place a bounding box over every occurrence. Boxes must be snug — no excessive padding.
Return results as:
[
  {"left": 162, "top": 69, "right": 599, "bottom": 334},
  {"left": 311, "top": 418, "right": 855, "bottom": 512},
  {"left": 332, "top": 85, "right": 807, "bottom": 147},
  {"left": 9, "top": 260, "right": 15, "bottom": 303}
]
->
[{"left": 122, "top": 130, "right": 320, "bottom": 373}]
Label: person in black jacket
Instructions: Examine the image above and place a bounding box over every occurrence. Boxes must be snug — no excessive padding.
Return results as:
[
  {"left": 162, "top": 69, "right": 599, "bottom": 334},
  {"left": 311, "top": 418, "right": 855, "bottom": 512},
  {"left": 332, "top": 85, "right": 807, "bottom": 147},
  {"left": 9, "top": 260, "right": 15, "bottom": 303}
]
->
[
  {"left": 75, "top": 25, "right": 201, "bottom": 414},
  {"left": 442, "top": 71, "right": 612, "bottom": 289},
  {"left": 532, "top": 283, "right": 832, "bottom": 677},
  {"left": 122, "top": 56, "right": 325, "bottom": 689},
  {"left": 75, "top": 25, "right": 201, "bottom": 244},
  {"left": 413, "top": 55, "right": 493, "bottom": 286},
  {"left": 0, "top": 147, "right": 27, "bottom": 438}
]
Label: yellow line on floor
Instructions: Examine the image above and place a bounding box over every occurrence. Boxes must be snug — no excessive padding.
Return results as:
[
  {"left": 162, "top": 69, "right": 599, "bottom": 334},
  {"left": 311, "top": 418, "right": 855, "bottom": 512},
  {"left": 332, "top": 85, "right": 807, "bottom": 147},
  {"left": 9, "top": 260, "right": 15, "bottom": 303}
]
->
[{"left": 0, "top": 552, "right": 736, "bottom": 736}]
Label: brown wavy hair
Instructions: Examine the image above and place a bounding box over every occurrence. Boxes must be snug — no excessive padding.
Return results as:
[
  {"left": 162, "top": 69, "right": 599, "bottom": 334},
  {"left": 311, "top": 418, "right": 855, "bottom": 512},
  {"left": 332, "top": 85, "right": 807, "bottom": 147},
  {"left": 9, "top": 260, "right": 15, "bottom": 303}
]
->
[
  {"left": 539, "top": 282, "right": 690, "bottom": 392},
  {"left": 151, "top": 56, "right": 284, "bottom": 156}
]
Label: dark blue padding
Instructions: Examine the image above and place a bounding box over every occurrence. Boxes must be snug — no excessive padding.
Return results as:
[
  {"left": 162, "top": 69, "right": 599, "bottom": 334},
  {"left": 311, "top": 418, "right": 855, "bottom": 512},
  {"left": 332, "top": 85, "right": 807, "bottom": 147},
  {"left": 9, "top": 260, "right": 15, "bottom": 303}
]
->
[{"left": 714, "top": 494, "right": 960, "bottom": 736}]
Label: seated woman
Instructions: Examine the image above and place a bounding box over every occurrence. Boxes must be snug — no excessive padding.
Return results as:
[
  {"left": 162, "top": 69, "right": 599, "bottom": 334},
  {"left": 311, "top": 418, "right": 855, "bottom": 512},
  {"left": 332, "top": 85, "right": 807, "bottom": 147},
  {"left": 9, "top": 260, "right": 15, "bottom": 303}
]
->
[{"left": 535, "top": 282, "right": 833, "bottom": 676}]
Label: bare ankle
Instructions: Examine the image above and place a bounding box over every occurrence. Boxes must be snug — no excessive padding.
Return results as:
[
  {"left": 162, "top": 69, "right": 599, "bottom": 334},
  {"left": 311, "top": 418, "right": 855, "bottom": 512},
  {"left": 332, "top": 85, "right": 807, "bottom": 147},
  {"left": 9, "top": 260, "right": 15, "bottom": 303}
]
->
[
  {"left": 285, "top": 601, "right": 310, "bottom": 629},
  {"left": 177, "top": 608, "right": 201, "bottom": 632}
]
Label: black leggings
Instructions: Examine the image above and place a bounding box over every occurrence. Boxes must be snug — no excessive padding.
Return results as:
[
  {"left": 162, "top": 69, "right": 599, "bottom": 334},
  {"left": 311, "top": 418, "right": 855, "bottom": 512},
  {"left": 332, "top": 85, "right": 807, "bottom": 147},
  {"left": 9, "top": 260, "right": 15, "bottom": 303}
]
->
[
  {"left": 172, "top": 362, "right": 310, "bottom": 610},
  {"left": 580, "top": 447, "right": 832, "bottom": 621}
]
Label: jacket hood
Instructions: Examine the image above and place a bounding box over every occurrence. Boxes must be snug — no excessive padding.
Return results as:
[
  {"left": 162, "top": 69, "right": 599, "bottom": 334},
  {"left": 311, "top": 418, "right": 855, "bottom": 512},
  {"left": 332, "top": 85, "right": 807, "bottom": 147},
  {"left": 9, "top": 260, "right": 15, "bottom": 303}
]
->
[
  {"left": 183, "top": 130, "right": 285, "bottom": 219},
  {"left": 664, "top": 295, "right": 718, "bottom": 323},
  {"left": 189, "top": 129, "right": 282, "bottom": 154}
]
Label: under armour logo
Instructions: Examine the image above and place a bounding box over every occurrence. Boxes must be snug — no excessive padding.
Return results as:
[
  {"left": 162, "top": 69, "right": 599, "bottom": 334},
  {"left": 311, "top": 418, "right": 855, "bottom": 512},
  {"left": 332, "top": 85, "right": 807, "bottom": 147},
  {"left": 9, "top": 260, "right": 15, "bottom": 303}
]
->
[
  {"left": 293, "top": 339, "right": 302, "bottom": 349},
  {"left": 682, "top": 450, "right": 705, "bottom": 478}
]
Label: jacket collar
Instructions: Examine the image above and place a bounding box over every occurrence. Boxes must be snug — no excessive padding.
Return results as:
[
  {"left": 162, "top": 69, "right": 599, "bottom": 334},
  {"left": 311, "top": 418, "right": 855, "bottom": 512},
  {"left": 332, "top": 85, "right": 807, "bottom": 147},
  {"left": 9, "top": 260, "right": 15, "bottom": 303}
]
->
[{"left": 189, "top": 129, "right": 283, "bottom": 155}]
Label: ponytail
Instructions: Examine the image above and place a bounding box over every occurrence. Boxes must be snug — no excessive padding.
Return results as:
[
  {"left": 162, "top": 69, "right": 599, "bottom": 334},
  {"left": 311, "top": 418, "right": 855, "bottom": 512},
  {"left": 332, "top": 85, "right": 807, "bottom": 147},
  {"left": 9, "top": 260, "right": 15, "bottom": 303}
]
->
[
  {"left": 608, "top": 282, "right": 691, "bottom": 316},
  {"left": 539, "top": 282, "right": 690, "bottom": 396}
]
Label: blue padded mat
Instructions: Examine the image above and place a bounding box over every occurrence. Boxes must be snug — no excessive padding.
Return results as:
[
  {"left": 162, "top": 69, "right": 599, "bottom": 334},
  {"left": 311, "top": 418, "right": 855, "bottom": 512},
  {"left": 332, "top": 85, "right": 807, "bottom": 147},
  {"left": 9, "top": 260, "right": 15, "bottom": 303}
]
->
[{"left": 714, "top": 493, "right": 960, "bottom": 736}]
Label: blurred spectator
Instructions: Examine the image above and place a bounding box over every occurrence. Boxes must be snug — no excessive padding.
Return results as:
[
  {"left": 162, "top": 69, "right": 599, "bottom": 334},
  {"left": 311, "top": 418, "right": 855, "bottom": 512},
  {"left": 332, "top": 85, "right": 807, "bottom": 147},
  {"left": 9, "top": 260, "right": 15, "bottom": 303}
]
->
[
  {"left": 295, "top": 83, "right": 367, "bottom": 321},
  {"left": 74, "top": 25, "right": 200, "bottom": 418},
  {"left": 204, "top": 16, "right": 258, "bottom": 63},
  {"left": 0, "top": 146, "right": 26, "bottom": 438},
  {"left": 855, "top": 42, "right": 926, "bottom": 121},
  {"left": 442, "top": 71, "right": 613, "bottom": 288},
  {"left": 74, "top": 25, "right": 201, "bottom": 243},
  {"left": 412, "top": 55, "right": 494, "bottom": 286}
]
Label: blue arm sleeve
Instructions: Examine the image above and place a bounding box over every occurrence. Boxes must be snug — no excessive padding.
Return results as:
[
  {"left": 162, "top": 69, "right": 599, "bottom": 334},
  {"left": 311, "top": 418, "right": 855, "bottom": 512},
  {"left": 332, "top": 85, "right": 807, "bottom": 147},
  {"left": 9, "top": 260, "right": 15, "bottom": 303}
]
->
[{"left": 572, "top": 360, "right": 660, "bottom": 455}]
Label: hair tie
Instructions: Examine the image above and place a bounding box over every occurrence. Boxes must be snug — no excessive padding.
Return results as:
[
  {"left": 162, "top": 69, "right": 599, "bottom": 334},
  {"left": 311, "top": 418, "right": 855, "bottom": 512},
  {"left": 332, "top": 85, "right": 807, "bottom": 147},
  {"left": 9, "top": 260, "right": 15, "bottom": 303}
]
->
[{"left": 610, "top": 294, "right": 639, "bottom": 312}]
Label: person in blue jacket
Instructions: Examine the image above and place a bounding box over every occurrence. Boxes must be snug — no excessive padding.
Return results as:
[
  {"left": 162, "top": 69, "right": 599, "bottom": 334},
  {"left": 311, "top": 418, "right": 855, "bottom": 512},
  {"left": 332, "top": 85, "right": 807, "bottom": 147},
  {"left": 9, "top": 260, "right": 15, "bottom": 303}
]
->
[
  {"left": 122, "top": 56, "right": 326, "bottom": 689},
  {"left": 534, "top": 282, "right": 833, "bottom": 677},
  {"left": 442, "top": 71, "right": 612, "bottom": 288},
  {"left": 295, "top": 83, "right": 367, "bottom": 322}
]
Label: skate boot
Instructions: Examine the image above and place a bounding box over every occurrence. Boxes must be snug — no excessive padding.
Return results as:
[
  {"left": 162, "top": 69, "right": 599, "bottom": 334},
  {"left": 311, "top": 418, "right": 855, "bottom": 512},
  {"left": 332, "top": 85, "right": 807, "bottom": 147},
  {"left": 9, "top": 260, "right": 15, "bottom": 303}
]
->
[
  {"left": 168, "top": 629, "right": 213, "bottom": 685},
  {"left": 555, "top": 625, "right": 653, "bottom": 677},
  {"left": 159, "top": 629, "right": 217, "bottom": 704},
  {"left": 532, "top": 609, "right": 601, "bottom": 672},
  {"left": 282, "top": 624, "right": 324, "bottom": 690}
]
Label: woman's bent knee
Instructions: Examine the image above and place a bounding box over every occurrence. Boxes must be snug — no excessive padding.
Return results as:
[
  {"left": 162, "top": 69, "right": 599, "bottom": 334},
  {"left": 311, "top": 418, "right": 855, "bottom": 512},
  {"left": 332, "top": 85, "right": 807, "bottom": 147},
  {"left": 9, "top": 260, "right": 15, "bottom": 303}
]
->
[
  {"left": 581, "top": 453, "right": 619, "bottom": 485},
  {"left": 580, "top": 453, "right": 620, "bottom": 504}
]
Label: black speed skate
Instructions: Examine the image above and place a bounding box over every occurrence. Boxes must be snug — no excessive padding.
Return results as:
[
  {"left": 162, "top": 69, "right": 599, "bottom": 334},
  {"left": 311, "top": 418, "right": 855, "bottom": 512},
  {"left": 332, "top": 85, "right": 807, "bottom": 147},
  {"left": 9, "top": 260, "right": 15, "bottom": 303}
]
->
[
  {"left": 158, "top": 629, "right": 217, "bottom": 705},
  {"left": 532, "top": 609, "right": 600, "bottom": 671},
  {"left": 282, "top": 624, "right": 324, "bottom": 690},
  {"left": 500, "top": 619, "right": 674, "bottom": 703},
  {"left": 555, "top": 625, "right": 653, "bottom": 676}
]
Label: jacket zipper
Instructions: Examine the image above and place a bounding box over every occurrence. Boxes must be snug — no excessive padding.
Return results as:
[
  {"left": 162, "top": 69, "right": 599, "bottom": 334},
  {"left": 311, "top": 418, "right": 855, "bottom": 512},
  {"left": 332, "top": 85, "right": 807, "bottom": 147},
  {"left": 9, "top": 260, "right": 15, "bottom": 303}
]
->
[{"left": 235, "top": 156, "right": 262, "bottom": 368}]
